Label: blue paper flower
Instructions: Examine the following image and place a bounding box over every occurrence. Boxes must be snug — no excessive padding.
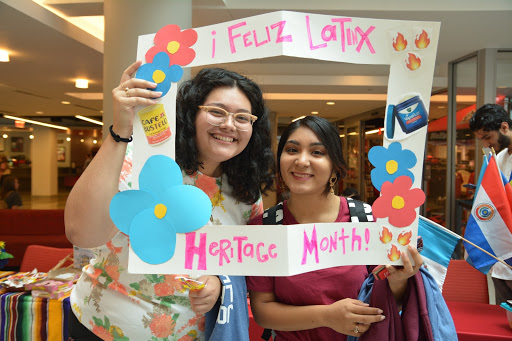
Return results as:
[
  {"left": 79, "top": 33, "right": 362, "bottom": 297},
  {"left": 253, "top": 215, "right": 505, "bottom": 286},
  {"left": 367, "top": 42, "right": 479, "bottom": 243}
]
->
[
  {"left": 109, "top": 155, "right": 212, "bottom": 264},
  {"left": 368, "top": 142, "right": 417, "bottom": 191},
  {"left": 135, "top": 52, "right": 183, "bottom": 97}
]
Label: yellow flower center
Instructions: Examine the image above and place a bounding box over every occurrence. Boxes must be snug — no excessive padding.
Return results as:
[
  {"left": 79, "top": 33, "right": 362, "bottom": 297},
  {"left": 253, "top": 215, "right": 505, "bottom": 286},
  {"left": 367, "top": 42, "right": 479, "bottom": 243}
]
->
[
  {"left": 152, "top": 70, "right": 166, "bottom": 84},
  {"left": 167, "top": 41, "right": 180, "bottom": 54},
  {"left": 392, "top": 195, "right": 405, "bottom": 210},
  {"left": 154, "top": 203, "right": 167, "bottom": 219},
  {"left": 386, "top": 160, "right": 398, "bottom": 174}
]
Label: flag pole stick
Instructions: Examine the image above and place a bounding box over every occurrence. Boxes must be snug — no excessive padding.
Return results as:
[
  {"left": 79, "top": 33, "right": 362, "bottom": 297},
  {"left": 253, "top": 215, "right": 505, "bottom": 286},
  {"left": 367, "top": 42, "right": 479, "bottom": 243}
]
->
[
  {"left": 419, "top": 216, "right": 512, "bottom": 270},
  {"left": 460, "top": 236, "right": 512, "bottom": 270}
]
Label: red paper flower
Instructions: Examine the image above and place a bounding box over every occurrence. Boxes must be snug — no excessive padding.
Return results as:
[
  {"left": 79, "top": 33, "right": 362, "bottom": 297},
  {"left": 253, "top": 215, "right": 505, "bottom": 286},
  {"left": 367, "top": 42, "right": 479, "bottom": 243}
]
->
[
  {"left": 372, "top": 176, "right": 425, "bottom": 227},
  {"left": 146, "top": 25, "right": 197, "bottom": 66}
]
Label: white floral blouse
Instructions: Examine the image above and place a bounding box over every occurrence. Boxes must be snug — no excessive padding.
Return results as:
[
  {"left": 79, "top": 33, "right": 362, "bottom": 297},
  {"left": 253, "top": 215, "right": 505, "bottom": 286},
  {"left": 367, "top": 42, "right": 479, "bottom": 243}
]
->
[{"left": 71, "top": 171, "right": 263, "bottom": 341}]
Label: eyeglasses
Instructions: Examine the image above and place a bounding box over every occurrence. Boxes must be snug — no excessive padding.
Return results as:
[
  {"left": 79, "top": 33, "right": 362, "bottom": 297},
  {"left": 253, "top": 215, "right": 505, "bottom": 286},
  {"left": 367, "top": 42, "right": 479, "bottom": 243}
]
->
[{"left": 199, "top": 106, "right": 258, "bottom": 131}]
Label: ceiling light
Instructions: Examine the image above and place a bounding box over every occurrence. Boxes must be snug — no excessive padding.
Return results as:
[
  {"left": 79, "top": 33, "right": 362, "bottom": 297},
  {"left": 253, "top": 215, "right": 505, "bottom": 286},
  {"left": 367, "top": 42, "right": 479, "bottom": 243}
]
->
[
  {"left": 3, "top": 115, "right": 68, "bottom": 131},
  {"left": 93, "top": 139, "right": 97, "bottom": 144},
  {"left": 292, "top": 116, "right": 306, "bottom": 122},
  {"left": 66, "top": 137, "right": 71, "bottom": 142},
  {"left": 0, "top": 50, "right": 9, "bottom": 62},
  {"left": 29, "top": 135, "right": 34, "bottom": 140},
  {"left": 35, "top": 111, "right": 44, "bottom": 114},
  {"left": 326, "top": 102, "right": 335, "bottom": 105},
  {"left": 75, "top": 79, "right": 89, "bottom": 89},
  {"left": 65, "top": 92, "right": 103, "bottom": 100},
  {"left": 80, "top": 138, "right": 85, "bottom": 143},
  {"left": 75, "top": 115, "right": 103, "bottom": 126},
  {"left": 61, "top": 101, "right": 71, "bottom": 105},
  {"left": 339, "top": 134, "right": 345, "bottom": 138},
  {"left": 311, "top": 111, "right": 319, "bottom": 114},
  {"left": 365, "top": 129, "right": 380, "bottom": 135},
  {"left": 2, "top": 134, "right": 7, "bottom": 138}
]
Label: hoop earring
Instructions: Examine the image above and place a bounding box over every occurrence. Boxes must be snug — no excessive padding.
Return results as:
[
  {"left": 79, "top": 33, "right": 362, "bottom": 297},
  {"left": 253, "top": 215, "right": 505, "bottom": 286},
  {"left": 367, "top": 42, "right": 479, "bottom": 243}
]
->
[{"left": 329, "top": 174, "right": 337, "bottom": 195}]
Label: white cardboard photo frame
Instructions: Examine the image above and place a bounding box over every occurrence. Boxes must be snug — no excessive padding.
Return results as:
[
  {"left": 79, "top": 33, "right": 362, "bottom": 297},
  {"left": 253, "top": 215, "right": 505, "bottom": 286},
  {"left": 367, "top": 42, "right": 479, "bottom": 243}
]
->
[{"left": 125, "top": 11, "right": 440, "bottom": 275}]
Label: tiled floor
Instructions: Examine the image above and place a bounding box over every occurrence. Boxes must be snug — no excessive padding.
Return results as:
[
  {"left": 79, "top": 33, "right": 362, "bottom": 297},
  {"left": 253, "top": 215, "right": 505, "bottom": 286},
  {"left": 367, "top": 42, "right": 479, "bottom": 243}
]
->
[{"left": 19, "top": 190, "right": 70, "bottom": 209}]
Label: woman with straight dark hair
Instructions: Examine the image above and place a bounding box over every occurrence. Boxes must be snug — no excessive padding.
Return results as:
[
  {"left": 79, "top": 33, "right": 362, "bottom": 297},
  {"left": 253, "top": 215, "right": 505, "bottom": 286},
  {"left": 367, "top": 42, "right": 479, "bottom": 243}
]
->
[
  {"left": 247, "top": 116, "right": 429, "bottom": 340},
  {"left": 65, "top": 61, "right": 275, "bottom": 340}
]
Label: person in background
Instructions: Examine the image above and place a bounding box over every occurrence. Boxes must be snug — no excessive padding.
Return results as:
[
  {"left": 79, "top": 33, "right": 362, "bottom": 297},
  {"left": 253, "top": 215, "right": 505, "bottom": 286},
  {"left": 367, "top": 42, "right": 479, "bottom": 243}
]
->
[
  {"left": 0, "top": 156, "right": 11, "bottom": 185},
  {"left": 65, "top": 62, "right": 275, "bottom": 340},
  {"left": 469, "top": 103, "right": 512, "bottom": 305},
  {"left": 82, "top": 153, "right": 93, "bottom": 171},
  {"left": 247, "top": 116, "right": 428, "bottom": 340},
  {"left": 0, "top": 175, "right": 22, "bottom": 209}
]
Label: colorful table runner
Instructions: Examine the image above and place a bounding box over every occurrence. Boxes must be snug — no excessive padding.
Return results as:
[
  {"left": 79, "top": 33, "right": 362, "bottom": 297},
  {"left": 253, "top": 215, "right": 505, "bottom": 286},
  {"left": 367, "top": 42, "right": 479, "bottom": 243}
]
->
[{"left": 0, "top": 291, "right": 71, "bottom": 341}]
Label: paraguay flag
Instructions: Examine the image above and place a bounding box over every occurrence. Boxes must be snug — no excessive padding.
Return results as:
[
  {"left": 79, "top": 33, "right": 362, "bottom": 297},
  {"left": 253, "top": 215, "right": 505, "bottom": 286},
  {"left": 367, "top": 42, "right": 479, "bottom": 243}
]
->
[{"left": 463, "top": 155, "right": 512, "bottom": 271}]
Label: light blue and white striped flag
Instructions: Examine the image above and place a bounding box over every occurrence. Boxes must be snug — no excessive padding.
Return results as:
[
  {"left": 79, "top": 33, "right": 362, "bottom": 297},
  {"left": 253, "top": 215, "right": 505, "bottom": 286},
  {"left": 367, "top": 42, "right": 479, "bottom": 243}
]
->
[{"left": 418, "top": 215, "right": 461, "bottom": 291}]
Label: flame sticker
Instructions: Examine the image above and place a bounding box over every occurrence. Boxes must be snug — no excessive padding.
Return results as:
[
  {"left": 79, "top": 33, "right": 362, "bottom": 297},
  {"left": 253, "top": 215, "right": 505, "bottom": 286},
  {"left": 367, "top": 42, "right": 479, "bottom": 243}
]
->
[
  {"left": 406, "top": 53, "right": 421, "bottom": 71},
  {"left": 397, "top": 230, "right": 412, "bottom": 246},
  {"left": 380, "top": 226, "right": 393, "bottom": 244},
  {"left": 415, "top": 30, "right": 430, "bottom": 49},
  {"left": 387, "top": 244, "right": 401, "bottom": 261},
  {"left": 392, "top": 33, "right": 407, "bottom": 51}
]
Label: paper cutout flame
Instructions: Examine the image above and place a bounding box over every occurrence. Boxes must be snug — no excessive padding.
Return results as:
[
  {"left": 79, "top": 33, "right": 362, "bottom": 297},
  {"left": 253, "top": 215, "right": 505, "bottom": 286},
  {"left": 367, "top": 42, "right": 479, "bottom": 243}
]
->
[
  {"left": 415, "top": 30, "right": 430, "bottom": 49},
  {"left": 392, "top": 33, "right": 407, "bottom": 51},
  {"left": 406, "top": 53, "right": 421, "bottom": 71},
  {"left": 397, "top": 230, "right": 412, "bottom": 246},
  {"left": 380, "top": 226, "right": 393, "bottom": 244},
  {"left": 388, "top": 244, "right": 401, "bottom": 261}
]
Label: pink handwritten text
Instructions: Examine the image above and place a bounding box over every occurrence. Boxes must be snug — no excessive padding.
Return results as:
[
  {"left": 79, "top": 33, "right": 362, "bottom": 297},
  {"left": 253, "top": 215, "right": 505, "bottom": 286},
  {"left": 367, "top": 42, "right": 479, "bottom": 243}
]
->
[
  {"left": 185, "top": 232, "right": 278, "bottom": 270},
  {"left": 302, "top": 225, "right": 371, "bottom": 265}
]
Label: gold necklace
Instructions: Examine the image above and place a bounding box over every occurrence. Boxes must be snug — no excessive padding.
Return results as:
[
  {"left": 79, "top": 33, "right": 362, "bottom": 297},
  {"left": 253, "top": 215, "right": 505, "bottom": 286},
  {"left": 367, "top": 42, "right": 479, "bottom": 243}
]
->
[{"left": 210, "top": 175, "right": 223, "bottom": 223}]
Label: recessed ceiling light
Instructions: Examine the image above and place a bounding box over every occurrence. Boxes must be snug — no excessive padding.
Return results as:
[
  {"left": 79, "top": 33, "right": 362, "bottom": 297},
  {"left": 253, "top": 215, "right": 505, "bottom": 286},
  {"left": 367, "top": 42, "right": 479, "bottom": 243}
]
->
[
  {"left": 0, "top": 50, "right": 9, "bottom": 62},
  {"left": 93, "top": 139, "right": 97, "bottom": 144},
  {"left": 35, "top": 111, "right": 44, "bottom": 114},
  {"left": 2, "top": 134, "right": 8, "bottom": 138},
  {"left": 326, "top": 102, "right": 335, "bottom": 105},
  {"left": 61, "top": 101, "right": 71, "bottom": 105},
  {"left": 29, "top": 135, "right": 34, "bottom": 139},
  {"left": 66, "top": 137, "right": 71, "bottom": 142},
  {"left": 80, "top": 138, "right": 85, "bottom": 143},
  {"left": 311, "top": 111, "right": 319, "bottom": 114},
  {"left": 75, "top": 79, "right": 89, "bottom": 89}
]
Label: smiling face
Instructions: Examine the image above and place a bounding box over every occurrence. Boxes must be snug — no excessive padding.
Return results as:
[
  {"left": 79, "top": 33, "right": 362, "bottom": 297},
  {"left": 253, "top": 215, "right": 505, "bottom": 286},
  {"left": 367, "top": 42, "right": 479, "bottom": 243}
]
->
[
  {"left": 280, "top": 126, "right": 334, "bottom": 197},
  {"left": 195, "top": 86, "right": 253, "bottom": 176}
]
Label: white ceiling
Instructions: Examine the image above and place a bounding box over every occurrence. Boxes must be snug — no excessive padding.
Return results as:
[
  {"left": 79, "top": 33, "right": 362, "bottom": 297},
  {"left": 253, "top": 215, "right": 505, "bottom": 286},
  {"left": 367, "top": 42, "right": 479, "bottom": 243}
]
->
[{"left": 0, "top": 0, "right": 511, "bottom": 130}]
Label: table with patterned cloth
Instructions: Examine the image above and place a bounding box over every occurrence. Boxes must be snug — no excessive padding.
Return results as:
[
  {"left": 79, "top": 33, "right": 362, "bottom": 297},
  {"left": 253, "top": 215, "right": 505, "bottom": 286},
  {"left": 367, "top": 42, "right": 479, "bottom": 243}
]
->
[{"left": 0, "top": 290, "right": 71, "bottom": 341}]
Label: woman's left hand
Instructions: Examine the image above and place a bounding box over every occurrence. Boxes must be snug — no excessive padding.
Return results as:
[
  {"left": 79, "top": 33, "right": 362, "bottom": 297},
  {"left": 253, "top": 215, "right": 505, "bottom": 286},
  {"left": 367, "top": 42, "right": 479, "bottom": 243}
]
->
[
  {"left": 188, "top": 275, "right": 222, "bottom": 315},
  {"left": 386, "top": 245, "right": 423, "bottom": 282},
  {"left": 385, "top": 245, "right": 423, "bottom": 304}
]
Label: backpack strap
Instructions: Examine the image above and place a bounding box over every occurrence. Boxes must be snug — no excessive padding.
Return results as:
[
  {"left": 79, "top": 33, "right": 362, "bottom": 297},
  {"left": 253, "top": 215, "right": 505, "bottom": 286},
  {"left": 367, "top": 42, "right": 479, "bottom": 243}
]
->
[
  {"left": 262, "top": 202, "right": 284, "bottom": 225},
  {"left": 346, "top": 197, "right": 373, "bottom": 222},
  {"left": 261, "top": 202, "right": 283, "bottom": 340}
]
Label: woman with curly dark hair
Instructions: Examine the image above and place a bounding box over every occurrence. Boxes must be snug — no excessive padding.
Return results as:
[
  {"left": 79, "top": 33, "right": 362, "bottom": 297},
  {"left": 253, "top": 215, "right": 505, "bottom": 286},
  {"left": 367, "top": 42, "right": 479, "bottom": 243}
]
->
[
  {"left": 176, "top": 67, "right": 274, "bottom": 205},
  {"left": 65, "top": 62, "right": 275, "bottom": 341}
]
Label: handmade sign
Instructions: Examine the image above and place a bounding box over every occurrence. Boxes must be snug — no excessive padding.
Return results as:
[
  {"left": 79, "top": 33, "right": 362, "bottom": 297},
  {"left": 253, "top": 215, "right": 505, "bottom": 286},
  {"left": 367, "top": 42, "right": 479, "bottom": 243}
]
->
[{"left": 111, "top": 10, "right": 440, "bottom": 275}]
